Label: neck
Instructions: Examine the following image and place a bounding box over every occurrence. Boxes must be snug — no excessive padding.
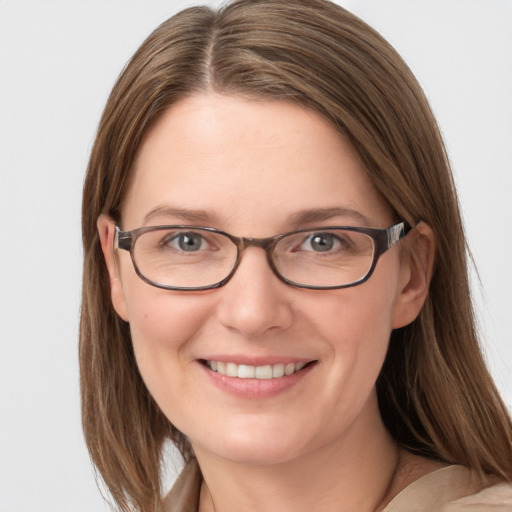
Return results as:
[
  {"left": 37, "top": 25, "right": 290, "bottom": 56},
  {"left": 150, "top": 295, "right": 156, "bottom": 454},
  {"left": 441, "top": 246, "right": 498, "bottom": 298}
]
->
[{"left": 195, "top": 398, "right": 401, "bottom": 512}]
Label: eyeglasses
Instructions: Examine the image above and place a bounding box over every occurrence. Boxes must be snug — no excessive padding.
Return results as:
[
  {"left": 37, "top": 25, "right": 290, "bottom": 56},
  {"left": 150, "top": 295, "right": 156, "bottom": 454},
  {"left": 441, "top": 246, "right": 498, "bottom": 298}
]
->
[{"left": 114, "top": 222, "right": 411, "bottom": 291}]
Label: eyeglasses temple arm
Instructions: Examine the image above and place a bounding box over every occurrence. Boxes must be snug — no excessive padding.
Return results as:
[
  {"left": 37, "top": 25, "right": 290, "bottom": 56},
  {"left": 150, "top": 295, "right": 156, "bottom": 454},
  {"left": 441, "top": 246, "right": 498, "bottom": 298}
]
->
[
  {"left": 387, "top": 222, "right": 411, "bottom": 249},
  {"left": 113, "top": 226, "right": 133, "bottom": 251}
]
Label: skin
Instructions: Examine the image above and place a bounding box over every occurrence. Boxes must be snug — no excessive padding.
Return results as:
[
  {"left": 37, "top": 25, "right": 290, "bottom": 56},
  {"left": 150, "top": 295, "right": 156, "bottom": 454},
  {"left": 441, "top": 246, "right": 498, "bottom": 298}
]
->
[{"left": 98, "top": 93, "right": 438, "bottom": 511}]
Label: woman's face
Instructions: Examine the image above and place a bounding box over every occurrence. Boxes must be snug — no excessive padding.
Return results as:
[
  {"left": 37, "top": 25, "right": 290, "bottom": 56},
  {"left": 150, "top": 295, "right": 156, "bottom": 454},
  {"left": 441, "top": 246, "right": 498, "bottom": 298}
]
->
[{"left": 101, "top": 94, "right": 421, "bottom": 466}]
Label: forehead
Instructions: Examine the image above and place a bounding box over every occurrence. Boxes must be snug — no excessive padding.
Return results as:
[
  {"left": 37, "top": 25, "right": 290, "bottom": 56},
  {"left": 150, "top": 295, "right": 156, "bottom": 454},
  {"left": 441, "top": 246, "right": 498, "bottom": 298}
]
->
[{"left": 122, "top": 93, "right": 392, "bottom": 233}]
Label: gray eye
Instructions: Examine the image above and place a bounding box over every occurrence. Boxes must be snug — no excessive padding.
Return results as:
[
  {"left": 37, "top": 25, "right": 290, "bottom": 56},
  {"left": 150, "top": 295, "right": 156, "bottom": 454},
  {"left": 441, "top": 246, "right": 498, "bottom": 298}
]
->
[
  {"left": 307, "top": 233, "right": 336, "bottom": 252},
  {"left": 164, "top": 232, "right": 207, "bottom": 252},
  {"left": 178, "top": 233, "right": 204, "bottom": 251}
]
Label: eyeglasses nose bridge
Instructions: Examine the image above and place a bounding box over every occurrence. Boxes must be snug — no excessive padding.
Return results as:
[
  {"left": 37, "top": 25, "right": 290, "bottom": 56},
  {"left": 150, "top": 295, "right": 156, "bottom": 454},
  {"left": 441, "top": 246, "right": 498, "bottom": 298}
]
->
[
  {"left": 239, "top": 236, "right": 275, "bottom": 249},
  {"left": 237, "top": 235, "right": 280, "bottom": 259},
  {"left": 227, "top": 235, "right": 280, "bottom": 282}
]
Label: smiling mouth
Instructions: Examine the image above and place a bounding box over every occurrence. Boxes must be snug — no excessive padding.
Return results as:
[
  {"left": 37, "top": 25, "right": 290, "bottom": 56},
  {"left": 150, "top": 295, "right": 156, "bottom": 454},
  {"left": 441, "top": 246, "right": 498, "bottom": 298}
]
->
[{"left": 204, "top": 360, "right": 315, "bottom": 379}]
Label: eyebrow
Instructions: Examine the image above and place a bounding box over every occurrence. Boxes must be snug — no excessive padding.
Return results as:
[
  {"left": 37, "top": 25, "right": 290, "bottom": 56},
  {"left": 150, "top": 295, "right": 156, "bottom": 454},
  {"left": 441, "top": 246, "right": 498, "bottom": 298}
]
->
[
  {"left": 143, "top": 206, "right": 217, "bottom": 225},
  {"left": 142, "top": 205, "right": 373, "bottom": 228},
  {"left": 287, "top": 207, "right": 374, "bottom": 227}
]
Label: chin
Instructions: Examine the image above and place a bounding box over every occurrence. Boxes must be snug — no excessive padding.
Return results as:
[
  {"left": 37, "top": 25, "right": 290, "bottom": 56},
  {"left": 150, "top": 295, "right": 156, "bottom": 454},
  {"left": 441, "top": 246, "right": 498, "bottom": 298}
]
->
[
  {"left": 204, "top": 442, "right": 304, "bottom": 467},
  {"left": 190, "top": 421, "right": 313, "bottom": 466}
]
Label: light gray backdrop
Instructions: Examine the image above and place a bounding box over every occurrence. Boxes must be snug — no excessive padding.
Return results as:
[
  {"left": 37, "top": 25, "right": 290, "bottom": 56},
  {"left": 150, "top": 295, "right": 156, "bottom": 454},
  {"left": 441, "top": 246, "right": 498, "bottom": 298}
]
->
[{"left": 0, "top": 1, "right": 511, "bottom": 511}]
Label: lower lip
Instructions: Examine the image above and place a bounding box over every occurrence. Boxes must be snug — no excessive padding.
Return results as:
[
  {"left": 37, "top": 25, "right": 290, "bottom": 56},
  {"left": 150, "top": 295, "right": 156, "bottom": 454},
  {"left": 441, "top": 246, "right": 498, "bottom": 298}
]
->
[{"left": 198, "top": 362, "right": 316, "bottom": 399}]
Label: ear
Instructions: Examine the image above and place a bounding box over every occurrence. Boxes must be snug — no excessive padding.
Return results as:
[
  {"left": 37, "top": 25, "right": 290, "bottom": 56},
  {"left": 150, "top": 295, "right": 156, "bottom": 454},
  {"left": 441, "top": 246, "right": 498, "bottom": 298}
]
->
[
  {"left": 392, "top": 222, "right": 435, "bottom": 329},
  {"left": 97, "top": 214, "right": 129, "bottom": 322}
]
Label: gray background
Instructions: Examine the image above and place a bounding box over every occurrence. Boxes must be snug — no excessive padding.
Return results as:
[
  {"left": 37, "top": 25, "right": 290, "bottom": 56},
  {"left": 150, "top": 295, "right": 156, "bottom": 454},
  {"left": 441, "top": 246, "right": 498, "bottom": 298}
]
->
[{"left": 0, "top": 1, "right": 511, "bottom": 510}]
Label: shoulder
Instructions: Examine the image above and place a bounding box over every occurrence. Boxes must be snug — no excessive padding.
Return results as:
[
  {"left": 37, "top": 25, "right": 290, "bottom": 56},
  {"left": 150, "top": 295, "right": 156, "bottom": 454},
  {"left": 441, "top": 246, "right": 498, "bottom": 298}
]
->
[
  {"left": 443, "top": 478, "right": 512, "bottom": 511},
  {"left": 383, "top": 465, "right": 512, "bottom": 512},
  {"left": 165, "top": 457, "right": 512, "bottom": 512},
  {"left": 163, "top": 458, "right": 202, "bottom": 512}
]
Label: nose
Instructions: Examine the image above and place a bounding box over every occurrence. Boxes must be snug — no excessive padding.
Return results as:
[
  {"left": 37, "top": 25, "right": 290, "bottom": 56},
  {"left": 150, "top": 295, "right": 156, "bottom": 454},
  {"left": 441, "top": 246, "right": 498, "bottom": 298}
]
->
[{"left": 215, "top": 247, "right": 294, "bottom": 339}]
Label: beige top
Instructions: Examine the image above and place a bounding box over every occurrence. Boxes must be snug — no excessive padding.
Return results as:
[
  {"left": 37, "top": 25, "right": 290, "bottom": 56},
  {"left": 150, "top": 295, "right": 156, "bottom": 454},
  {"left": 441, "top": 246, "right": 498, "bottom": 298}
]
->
[{"left": 163, "top": 458, "right": 512, "bottom": 512}]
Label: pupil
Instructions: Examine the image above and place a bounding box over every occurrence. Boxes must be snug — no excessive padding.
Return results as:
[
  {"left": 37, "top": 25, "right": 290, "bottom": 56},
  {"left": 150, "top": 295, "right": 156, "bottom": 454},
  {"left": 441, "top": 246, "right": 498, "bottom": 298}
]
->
[
  {"left": 311, "top": 234, "right": 333, "bottom": 252},
  {"left": 179, "top": 234, "right": 201, "bottom": 251}
]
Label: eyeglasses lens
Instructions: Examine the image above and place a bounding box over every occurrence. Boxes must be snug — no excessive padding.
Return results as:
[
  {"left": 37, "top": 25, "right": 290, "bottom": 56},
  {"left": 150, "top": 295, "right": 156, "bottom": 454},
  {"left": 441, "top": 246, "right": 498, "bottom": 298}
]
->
[{"left": 132, "top": 227, "right": 376, "bottom": 290}]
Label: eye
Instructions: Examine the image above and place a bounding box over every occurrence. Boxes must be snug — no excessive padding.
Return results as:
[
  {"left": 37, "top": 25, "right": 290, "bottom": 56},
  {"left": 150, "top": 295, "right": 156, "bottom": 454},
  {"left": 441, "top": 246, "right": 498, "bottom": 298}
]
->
[
  {"left": 300, "top": 232, "right": 348, "bottom": 253},
  {"left": 164, "top": 231, "right": 208, "bottom": 252}
]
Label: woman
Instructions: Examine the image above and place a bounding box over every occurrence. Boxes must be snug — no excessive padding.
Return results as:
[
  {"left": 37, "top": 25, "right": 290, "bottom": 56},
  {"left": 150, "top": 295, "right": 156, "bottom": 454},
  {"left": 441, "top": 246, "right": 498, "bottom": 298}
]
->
[{"left": 80, "top": 0, "right": 512, "bottom": 511}]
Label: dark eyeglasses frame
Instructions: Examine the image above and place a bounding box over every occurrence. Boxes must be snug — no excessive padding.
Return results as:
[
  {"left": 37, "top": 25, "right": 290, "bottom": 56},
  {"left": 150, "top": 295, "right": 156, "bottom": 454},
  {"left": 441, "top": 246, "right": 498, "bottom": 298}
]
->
[{"left": 114, "top": 221, "right": 411, "bottom": 291}]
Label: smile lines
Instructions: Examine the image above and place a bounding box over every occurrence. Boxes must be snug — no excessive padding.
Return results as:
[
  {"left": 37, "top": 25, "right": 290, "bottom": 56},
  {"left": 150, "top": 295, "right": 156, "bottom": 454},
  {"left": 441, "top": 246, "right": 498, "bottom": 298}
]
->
[{"left": 206, "top": 360, "right": 311, "bottom": 379}]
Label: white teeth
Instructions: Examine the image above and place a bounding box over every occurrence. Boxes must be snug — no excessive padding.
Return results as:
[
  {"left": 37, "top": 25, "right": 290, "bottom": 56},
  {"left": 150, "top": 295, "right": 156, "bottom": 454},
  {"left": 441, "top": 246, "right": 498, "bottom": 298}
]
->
[
  {"left": 255, "top": 365, "right": 273, "bottom": 379},
  {"left": 237, "top": 364, "right": 255, "bottom": 379},
  {"left": 285, "top": 362, "right": 295, "bottom": 376},
  {"left": 226, "top": 362, "right": 238, "bottom": 377},
  {"left": 207, "top": 360, "right": 310, "bottom": 379},
  {"left": 272, "top": 364, "right": 285, "bottom": 378}
]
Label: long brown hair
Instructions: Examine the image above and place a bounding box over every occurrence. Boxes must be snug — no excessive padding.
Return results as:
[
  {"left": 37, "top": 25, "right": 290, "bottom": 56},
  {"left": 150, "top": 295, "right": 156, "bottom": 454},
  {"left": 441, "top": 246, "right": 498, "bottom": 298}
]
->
[{"left": 80, "top": 1, "right": 512, "bottom": 510}]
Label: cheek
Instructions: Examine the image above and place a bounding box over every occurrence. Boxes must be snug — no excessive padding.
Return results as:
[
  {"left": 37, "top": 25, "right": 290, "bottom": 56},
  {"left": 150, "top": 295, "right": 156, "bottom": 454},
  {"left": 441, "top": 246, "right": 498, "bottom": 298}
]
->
[
  {"left": 122, "top": 283, "right": 212, "bottom": 400},
  {"left": 310, "top": 282, "right": 397, "bottom": 349},
  {"left": 121, "top": 264, "right": 212, "bottom": 350},
  {"left": 305, "top": 266, "right": 400, "bottom": 382}
]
